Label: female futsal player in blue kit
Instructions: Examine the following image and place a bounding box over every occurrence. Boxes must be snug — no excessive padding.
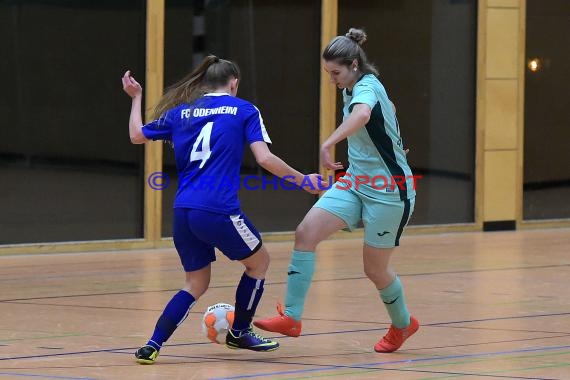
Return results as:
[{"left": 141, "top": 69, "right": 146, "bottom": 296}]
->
[{"left": 122, "top": 55, "right": 321, "bottom": 364}]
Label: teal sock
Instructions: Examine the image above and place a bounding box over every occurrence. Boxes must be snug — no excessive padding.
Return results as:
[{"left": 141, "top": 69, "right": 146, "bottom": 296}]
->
[
  {"left": 379, "top": 276, "right": 411, "bottom": 329},
  {"left": 284, "top": 250, "right": 316, "bottom": 320}
]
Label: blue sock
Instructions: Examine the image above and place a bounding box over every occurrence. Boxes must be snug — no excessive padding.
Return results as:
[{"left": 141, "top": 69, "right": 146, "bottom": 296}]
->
[
  {"left": 231, "top": 272, "right": 264, "bottom": 333},
  {"left": 284, "top": 250, "right": 315, "bottom": 320},
  {"left": 147, "top": 290, "right": 196, "bottom": 350},
  {"left": 379, "top": 276, "right": 411, "bottom": 329}
]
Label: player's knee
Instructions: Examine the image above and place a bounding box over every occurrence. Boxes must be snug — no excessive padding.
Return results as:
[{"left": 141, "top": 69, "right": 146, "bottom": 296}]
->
[
  {"left": 257, "top": 250, "right": 270, "bottom": 273},
  {"left": 364, "top": 267, "right": 392, "bottom": 288},
  {"left": 363, "top": 265, "right": 375, "bottom": 282},
  {"left": 242, "top": 247, "right": 270, "bottom": 276},
  {"left": 184, "top": 282, "right": 208, "bottom": 299},
  {"left": 295, "top": 221, "right": 317, "bottom": 249}
]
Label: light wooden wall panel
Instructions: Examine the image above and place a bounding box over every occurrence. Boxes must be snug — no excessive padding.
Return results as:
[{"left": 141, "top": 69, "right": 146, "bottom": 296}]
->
[
  {"left": 483, "top": 150, "right": 518, "bottom": 221},
  {"left": 484, "top": 80, "right": 518, "bottom": 150},
  {"left": 479, "top": 0, "right": 525, "bottom": 226},
  {"left": 486, "top": 8, "right": 520, "bottom": 78},
  {"left": 488, "top": 0, "right": 520, "bottom": 8},
  {"left": 144, "top": 0, "right": 165, "bottom": 243},
  {"left": 319, "top": 0, "right": 338, "bottom": 181}
]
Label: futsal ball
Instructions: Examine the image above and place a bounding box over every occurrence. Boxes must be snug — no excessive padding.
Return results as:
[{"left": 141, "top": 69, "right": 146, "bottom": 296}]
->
[{"left": 202, "top": 302, "right": 235, "bottom": 344}]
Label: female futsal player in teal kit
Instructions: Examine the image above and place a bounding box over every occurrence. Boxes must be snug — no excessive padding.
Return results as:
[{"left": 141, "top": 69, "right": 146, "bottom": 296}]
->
[{"left": 255, "top": 28, "right": 419, "bottom": 353}]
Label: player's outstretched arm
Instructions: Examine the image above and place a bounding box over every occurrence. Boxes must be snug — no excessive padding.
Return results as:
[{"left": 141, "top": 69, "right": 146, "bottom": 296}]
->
[
  {"left": 250, "top": 141, "right": 323, "bottom": 194},
  {"left": 320, "top": 103, "right": 371, "bottom": 170},
  {"left": 121, "top": 70, "right": 148, "bottom": 144}
]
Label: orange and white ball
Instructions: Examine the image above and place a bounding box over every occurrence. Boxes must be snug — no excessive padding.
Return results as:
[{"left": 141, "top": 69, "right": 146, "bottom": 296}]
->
[{"left": 201, "top": 303, "right": 235, "bottom": 344}]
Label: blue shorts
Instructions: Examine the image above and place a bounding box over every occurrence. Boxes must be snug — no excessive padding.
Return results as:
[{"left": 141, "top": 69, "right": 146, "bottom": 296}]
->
[
  {"left": 173, "top": 208, "right": 263, "bottom": 272},
  {"left": 314, "top": 186, "right": 415, "bottom": 248}
]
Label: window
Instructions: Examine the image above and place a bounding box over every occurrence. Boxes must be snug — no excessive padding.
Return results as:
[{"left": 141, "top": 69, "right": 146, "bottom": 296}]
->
[
  {"left": 338, "top": 0, "right": 478, "bottom": 225},
  {"left": 523, "top": 0, "right": 570, "bottom": 220},
  {"left": 0, "top": 0, "right": 146, "bottom": 243}
]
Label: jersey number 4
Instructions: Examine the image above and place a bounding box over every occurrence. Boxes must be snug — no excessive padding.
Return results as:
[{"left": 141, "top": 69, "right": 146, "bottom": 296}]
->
[{"left": 190, "top": 122, "right": 213, "bottom": 168}]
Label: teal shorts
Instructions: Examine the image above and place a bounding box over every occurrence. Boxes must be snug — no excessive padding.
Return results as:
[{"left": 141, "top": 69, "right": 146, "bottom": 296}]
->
[{"left": 313, "top": 185, "right": 415, "bottom": 248}]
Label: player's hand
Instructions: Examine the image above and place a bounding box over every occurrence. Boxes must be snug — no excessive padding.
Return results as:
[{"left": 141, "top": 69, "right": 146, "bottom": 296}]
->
[
  {"left": 320, "top": 144, "right": 344, "bottom": 171},
  {"left": 122, "top": 70, "right": 143, "bottom": 98},
  {"left": 302, "top": 173, "right": 327, "bottom": 195}
]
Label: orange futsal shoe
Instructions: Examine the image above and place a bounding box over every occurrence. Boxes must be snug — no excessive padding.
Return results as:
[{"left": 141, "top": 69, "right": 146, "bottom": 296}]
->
[
  {"left": 374, "top": 316, "right": 419, "bottom": 353},
  {"left": 253, "top": 303, "right": 302, "bottom": 337}
]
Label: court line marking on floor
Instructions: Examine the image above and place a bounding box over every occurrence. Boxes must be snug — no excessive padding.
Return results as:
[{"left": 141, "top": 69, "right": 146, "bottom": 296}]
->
[
  {"left": 2, "top": 263, "right": 569, "bottom": 303},
  {"left": 416, "top": 361, "right": 570, "bottom": 380},
  {"left": 105, "top": 349, "right": 567, "bottom": 380},
  {"left": 0, "top": 373, "right": 96, "bottom": 380},
  {"left": 10, "top": 343, "right": 562, "bottom": 380},
  {"left": 1, "top": 311, "right": 569, "bottom": 361},
  {"left": 207, "top": 344, "right": 570, "bottom": 379}
]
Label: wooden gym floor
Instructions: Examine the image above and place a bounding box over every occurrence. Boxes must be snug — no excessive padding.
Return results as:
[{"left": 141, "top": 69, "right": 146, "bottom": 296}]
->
[{"left": 1, "top": 228, "right": 569, "bottom": 379}]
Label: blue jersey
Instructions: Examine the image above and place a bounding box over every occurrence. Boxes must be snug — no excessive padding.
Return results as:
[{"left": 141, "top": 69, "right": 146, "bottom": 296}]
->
[{"left": 142, "top": 93, "right": 271, "bottom": 214}]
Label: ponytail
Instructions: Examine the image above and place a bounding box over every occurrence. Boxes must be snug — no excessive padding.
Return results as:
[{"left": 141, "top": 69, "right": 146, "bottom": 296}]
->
[{"left": 152, "top": 55, "right": 240, "bottom": 119}]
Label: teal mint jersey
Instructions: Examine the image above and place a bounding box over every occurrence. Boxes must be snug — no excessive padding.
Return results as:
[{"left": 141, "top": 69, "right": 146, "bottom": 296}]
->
[{"left": 342, "top": 74, "right": 416, "bottom": 200}]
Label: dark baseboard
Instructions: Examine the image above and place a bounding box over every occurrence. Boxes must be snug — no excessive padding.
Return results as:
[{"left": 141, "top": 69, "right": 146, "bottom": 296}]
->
[{"left": 483, "top": 220, "right": 516, "bottom": 231}]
